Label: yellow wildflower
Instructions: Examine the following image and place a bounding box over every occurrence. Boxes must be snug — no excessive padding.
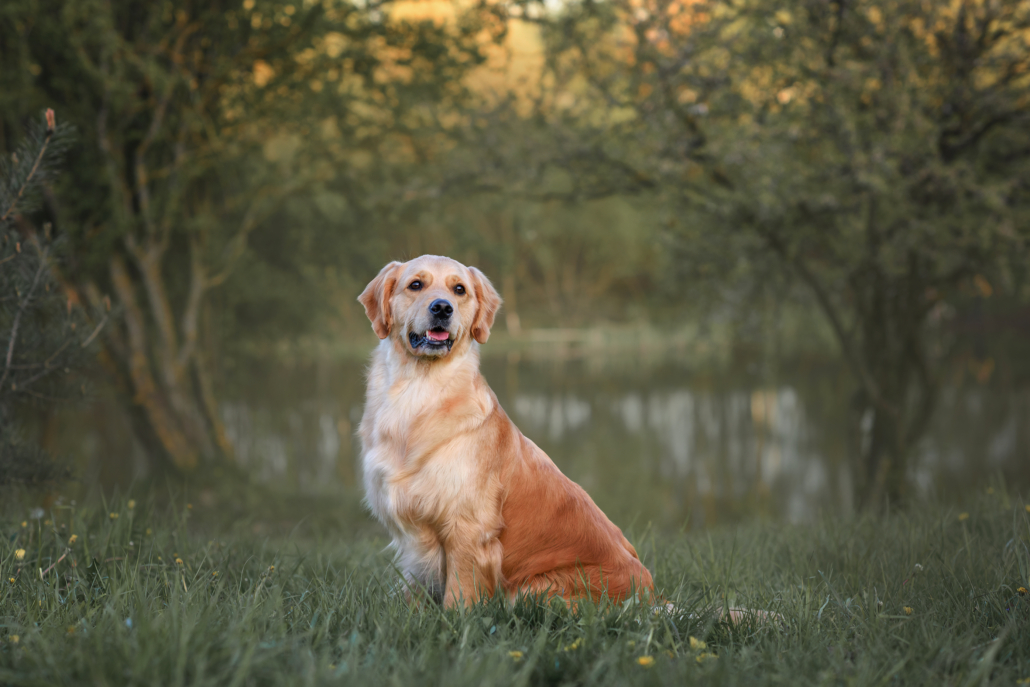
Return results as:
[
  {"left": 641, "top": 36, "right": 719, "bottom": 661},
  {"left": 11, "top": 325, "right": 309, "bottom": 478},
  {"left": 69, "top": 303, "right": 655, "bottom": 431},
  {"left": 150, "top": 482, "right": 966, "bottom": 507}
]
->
[
  {"left": 175, "top": 558, "right": 184, "bottom": 566},
  {"left": 187, "top": 504, "right": 193, "bottom": 510},
  {"left": 958, "top": 513, "right": 969, "bottom": 521},
  {"left": 696, "top": 652, "right": 717, "bottom": 663},
  {"left": 1018, "top": 587, "right": 1027, "bottom": 596},
  {"left": 128, "top": 500, "right": 136, "bottom": 510},
  {"left": 68, "top": 534, "right": 77, "bottom": 545},
  {"left": 269, "top": 565, "right": 275, "bottom": 572},
  {"left": 212, "top": 571, "right": 219, "bottom": 577},
  {"left": 904, "top": 607, "right": 913, "bottom": 615},
  {"left": 1025, "top": 505, "right": 1030, "bottom": 513},
  {"left": 145, "top": 528, "right": 152, "bottom": 536},
  {"left": 109, "top": 512, "right": 119, "bottom": 520},
  {"left": 10, "top": 635, "right": 18, "bottom": 643},
  {"left": 689, "top": 636, "right": 706, "bottom": 650},
  {"left": 563, "top": 637, "right": 582, "bottom": 652},
  {"left": 509, "top": 650, "right": 523, "bottom": 661},
  {"left": 14, "top": 549, "right": 25, "bottom": 561},
  {"left": 637, "top": 656, "right": 655, "bottom": 667},
  {"left": 20, "top": 521, "right": 26, "bottom": 528},
  {"left": 66, "top": 626, "right": 75, "bottom": 635},
  {"left": 8, "top": 578, "right": 14, "bottom": 583}
]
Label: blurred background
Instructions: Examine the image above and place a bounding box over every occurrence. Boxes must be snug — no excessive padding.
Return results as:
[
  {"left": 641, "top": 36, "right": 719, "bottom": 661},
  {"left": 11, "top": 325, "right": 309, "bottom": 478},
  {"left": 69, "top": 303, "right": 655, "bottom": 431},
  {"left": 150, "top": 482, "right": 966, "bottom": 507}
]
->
[{"left": 2, "top": 0, "right": 1029, "bottom": 529}]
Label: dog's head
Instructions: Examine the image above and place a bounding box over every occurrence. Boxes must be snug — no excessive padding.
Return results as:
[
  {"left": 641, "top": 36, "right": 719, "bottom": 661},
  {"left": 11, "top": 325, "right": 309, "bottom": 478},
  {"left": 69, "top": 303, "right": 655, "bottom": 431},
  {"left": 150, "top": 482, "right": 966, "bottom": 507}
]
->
[{"left": 358, "top": 255, "right": 502, "bottom": 359}]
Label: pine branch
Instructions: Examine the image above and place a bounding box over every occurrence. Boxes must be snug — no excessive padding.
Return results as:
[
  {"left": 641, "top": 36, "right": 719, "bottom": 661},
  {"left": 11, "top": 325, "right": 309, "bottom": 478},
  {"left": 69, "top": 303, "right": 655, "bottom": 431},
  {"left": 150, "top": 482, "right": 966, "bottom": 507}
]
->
[
  {"left": 0, "top": 244, "right": 50, "bottom": 392},
  {"left": 0, "top": 108, "right": 88, "bottom": 488},
  {"left": 1, "top": 110, "right": 56, "bottom": 224}
]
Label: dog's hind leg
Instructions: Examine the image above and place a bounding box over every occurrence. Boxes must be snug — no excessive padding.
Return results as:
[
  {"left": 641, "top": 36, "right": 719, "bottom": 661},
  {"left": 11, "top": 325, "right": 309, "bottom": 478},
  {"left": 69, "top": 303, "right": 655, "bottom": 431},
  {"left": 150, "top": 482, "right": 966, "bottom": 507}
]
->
[{"left": 511, "top": 561, "right": 654, "bottom": 606}]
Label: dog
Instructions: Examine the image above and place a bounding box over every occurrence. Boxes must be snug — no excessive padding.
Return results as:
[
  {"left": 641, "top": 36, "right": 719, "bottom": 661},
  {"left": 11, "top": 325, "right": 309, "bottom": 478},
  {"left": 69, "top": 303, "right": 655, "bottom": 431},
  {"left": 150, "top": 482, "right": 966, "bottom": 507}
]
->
[
  {"left": 357, "top": 256, "right": 775, "bottom": 625},
  {"left": 357, "top": 255, "right": 654, "bottom": 608}
]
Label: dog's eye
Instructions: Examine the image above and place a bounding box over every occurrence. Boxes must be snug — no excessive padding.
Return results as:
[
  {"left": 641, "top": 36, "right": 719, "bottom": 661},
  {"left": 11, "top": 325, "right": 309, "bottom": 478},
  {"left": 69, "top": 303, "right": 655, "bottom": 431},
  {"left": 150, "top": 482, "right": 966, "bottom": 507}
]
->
[
  {"left": 454, "top": 284, "right": 465, "bottom": 295},
  {"left": 408, "top": 280, "right": 422, "bottom": 291}
]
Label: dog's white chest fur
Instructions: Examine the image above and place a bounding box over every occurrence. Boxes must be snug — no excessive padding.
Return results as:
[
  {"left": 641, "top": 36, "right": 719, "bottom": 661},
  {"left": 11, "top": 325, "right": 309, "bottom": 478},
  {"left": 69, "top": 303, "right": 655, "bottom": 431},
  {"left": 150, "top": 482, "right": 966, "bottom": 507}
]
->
[{"left": 359, "top": 343, "right": 488, "bottom": 592}]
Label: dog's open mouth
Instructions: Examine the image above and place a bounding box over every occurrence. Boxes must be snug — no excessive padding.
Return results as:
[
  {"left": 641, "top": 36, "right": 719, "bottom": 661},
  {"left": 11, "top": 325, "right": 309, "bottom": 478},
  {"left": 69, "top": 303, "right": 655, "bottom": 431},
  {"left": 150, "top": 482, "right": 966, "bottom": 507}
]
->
[{"left": 409, "top": 328, "right": 453, "bottom": 351}]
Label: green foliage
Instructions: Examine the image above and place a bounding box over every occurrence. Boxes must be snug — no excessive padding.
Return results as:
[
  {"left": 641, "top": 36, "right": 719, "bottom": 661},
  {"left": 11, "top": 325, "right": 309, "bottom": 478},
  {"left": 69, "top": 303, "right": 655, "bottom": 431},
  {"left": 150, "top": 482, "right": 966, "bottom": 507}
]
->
[
  {"left": 0, "top": 0, "right": 513, "bottom": 472},
  {"left": 0, "top": 110, "right": 90, "bottom": 488},
  {"left": 1, "top": 493, "right": 1028, "bottom": 684},
  {"left": 536, "top": 0, "right": 1030, "bottom": 504},
  {"left": 0, "top": 0, "right": 504, "bottom": 343},
  {"left": 3, "top": 0, "right": 1029, "bottom": 488},
  {"left": 0, "top": 114, "right": 72, "bottom": 228}
]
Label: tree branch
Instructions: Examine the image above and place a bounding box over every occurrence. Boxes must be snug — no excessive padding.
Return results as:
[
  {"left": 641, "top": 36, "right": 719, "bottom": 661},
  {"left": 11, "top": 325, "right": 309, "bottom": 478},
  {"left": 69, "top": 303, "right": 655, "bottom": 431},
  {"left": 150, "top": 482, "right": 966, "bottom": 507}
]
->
[
  {"left": 0, "top": 113, "right": 55, "bottom": 223},
  {"left": 205, "top": 182, "right": 303, "bottom": 288},
  {"left": 96, "top": 83, "right": 136, "bottom": 228},
  {"left": 177, "top": 236, "right": 206, "bottom": 369},
  {"left": 760, "top": 226, "right": 897, "bottom": 417},
  {"left": 134, "top": 23, "right": 198, "bottom": 246},
  {"left": 825, "top": 0, "right": 847, "bottom": 68},
  {"left": 109, "top": 254, "right": 198, "bottom": 471},
  {"left": 939, "top": 110, "right": 1027, "bottom": 162},
  {"left": 0, "top": 244, "right": 50, "bottom": 393},
  {"left": 127, "top": 243, "right": 182, "bottom": 387}
]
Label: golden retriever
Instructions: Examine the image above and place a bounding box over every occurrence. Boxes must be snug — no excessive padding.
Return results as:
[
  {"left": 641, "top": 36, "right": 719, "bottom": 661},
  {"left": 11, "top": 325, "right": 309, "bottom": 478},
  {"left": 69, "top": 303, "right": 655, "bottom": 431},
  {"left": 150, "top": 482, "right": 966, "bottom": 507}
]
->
[
  {"left": 358, "top": 255, "right": 774, "bottom": 624},
  {"left": 358, "top": 255, "right": 653, "bottom": 608}
]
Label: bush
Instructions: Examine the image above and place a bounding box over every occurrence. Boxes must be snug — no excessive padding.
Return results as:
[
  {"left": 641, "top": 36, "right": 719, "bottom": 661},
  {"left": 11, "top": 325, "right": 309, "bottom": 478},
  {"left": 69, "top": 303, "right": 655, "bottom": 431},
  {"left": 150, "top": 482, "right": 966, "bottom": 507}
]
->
[{"left": 0, "top": 109, "right": 93, "bottom": 488}]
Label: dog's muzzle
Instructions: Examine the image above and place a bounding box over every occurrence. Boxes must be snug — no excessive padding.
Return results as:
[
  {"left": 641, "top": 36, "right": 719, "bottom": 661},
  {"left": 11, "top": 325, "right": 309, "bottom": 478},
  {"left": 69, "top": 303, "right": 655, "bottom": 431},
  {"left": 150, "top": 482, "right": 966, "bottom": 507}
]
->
[
  {"left": 409, "top": 328, "right": 453, "bottom": 352},
  {"left": 408, "top": 299, "right": 455, "bottom": 353}
]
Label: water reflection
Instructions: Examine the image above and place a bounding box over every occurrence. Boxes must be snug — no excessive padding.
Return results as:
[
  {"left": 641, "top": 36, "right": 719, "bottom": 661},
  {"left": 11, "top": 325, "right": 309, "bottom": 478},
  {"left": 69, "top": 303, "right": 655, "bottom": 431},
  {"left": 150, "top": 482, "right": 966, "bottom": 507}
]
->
[
  {"left": 496, "top": 383, "right": 852, "bottom": 527},
  {"left": 222, "top": 404, "right": 342, "bottom": 490},
  {"left": 203, "top": 354, "right": 1029, "bottom": 529}
]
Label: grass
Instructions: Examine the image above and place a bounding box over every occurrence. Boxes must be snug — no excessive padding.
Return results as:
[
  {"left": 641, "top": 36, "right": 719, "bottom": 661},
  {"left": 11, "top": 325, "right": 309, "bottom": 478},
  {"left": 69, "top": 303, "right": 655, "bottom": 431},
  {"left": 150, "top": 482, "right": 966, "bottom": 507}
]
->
[{"left": 1, "top": 492, "right": 1029, "bottom": 686}]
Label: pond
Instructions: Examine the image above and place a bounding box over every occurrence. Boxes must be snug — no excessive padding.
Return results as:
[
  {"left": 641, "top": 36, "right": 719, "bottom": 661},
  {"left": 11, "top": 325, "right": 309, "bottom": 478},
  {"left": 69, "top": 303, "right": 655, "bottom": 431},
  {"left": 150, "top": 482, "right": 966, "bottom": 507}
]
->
[
  {"left": 52, "top": 334, "right": 1029, "bottom": 530},
  {"left": 198, "top": 342, "right": 1030, "bottom": 531}
]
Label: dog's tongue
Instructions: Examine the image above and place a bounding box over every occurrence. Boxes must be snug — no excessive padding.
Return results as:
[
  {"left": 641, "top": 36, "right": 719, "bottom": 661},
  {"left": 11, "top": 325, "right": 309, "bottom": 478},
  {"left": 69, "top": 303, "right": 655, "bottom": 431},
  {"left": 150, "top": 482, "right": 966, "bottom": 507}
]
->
[{"left": 426, "top": 330, "right": 449, "bottom": 342}]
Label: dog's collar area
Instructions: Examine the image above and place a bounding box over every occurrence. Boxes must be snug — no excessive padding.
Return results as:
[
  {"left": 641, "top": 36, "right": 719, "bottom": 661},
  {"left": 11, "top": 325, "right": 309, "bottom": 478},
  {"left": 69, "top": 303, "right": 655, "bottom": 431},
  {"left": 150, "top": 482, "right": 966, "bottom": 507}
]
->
[{"left": 408, "top": 330, "right": 453, "bottom": 351}]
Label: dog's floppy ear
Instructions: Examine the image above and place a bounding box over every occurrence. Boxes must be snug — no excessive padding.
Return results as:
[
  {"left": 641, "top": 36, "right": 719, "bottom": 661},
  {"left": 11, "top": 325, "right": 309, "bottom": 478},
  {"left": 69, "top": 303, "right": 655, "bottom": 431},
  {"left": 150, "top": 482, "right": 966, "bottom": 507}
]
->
[
  {"left": 468, "top": 266, "right": 502, "bottom": 344},
  {"left": 358, "top": 261, "right": 403, "bottom": 339}
]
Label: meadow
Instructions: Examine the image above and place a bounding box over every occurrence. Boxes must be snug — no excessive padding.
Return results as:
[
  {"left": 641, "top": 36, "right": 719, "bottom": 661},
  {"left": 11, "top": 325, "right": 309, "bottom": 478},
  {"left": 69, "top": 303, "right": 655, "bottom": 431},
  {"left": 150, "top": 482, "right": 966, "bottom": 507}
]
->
[{"left": 1, "top": 492, "right": 1029, "bottom": 686}]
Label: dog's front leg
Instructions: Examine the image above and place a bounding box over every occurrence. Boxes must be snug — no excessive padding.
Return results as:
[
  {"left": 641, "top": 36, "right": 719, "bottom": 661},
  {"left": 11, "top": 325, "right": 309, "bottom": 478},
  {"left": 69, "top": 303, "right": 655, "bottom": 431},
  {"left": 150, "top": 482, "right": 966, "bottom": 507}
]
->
[{"left": 442, "top": 525, "right": 504, "bottom": 608}]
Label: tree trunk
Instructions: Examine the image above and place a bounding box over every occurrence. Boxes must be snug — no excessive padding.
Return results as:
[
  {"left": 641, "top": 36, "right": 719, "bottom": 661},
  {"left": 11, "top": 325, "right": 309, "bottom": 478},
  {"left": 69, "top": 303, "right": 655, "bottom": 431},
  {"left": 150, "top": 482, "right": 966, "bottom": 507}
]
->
[
  {"left": 100, "top": 248, "right": 234, "bottom": 475},
  {"left": 852, "top": 262, "right": 938, "bottom": 510},
  {"left": 856, "top": 402, "right": 909, "bottom": 510}
]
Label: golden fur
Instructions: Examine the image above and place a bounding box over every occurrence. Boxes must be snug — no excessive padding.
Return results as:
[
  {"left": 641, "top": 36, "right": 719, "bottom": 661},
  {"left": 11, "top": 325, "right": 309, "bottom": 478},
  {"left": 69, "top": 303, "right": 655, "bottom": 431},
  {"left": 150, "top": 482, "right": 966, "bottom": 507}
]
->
[{"left": 357, "top": 255, "right": 653, "bottom": 607}]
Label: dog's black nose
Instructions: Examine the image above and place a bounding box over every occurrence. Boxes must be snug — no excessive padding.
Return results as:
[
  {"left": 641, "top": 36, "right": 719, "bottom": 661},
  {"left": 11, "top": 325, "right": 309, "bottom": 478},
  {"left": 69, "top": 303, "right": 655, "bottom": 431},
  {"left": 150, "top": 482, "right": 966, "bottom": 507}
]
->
[{"left": 429, "top": 299, "right": 453, "bottom": 319}]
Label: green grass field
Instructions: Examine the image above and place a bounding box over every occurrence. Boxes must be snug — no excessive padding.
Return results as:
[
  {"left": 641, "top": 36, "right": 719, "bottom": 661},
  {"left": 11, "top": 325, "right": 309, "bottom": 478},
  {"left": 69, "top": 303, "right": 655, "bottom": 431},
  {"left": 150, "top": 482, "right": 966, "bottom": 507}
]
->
[{"left": 2, "top": 492, "right": 1029, "bottom": 686}]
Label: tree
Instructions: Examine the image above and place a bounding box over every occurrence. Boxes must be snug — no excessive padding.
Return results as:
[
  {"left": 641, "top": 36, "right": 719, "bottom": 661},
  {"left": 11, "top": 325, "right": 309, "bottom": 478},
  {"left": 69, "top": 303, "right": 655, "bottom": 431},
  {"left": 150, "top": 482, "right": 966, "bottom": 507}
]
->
[
  {"left": 1, "top": 109, "right": 96, "bottom": 487},
  {"left": 536, "top": 0, "right": 1030, "bottom": 505},
  {"left": 1, "top": 0, "right": 503, "bottom": 475}
]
